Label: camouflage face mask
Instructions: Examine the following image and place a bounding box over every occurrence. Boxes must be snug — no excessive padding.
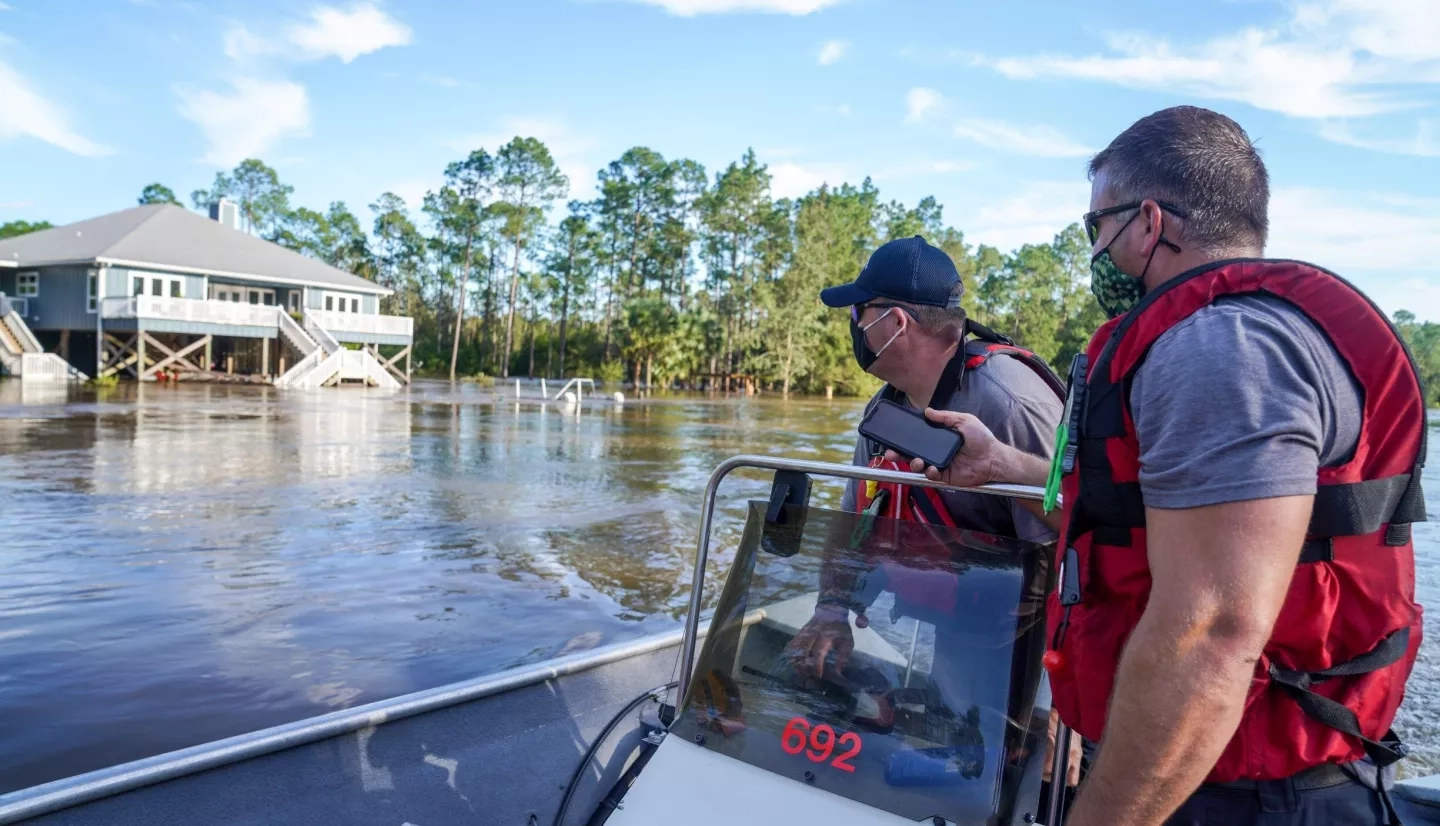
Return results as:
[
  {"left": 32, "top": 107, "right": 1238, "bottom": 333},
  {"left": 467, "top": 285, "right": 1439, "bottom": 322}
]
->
[
  {"left": 1089, "top": 246, "right": 1147, "bottom": 319},
  {"left": 1089, "top": 212, "right": 1148, "bottom": 319}
]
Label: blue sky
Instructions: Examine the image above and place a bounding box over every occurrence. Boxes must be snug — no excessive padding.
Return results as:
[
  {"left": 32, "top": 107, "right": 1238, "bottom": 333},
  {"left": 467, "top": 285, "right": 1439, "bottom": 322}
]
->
[{"left": 2, "top": 0, "right": 1438, "bottom": 319}]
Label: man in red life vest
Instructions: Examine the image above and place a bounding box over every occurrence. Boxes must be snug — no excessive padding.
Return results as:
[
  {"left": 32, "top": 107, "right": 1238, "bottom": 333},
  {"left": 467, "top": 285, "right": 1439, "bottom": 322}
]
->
[{"left": 897, "top": 106, "right": 1428, "bottom": 824}]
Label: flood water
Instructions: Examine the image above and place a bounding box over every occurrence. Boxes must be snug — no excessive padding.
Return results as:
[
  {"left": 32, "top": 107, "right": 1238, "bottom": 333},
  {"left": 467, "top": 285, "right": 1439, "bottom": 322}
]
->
[{"left": 0, "top": 382, "right": 1436, "bottom": 794}]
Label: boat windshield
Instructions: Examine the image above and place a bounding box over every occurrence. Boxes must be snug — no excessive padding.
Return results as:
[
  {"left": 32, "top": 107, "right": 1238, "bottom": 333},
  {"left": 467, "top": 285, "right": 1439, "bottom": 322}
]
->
[{"left": 672, "top": 498, "right": 1055, "bottom": 824}]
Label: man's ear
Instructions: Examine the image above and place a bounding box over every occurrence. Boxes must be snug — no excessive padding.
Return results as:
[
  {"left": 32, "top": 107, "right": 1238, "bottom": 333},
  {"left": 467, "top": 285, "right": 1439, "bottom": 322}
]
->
[{"left": 1141, "top": 200, "right": 1167, "bottom": 255}]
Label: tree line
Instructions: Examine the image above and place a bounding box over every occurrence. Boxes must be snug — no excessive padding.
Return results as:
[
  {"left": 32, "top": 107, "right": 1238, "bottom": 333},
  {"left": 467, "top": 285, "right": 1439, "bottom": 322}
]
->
[{"left": 2, "top": 143, "right": 1437, "bottom": 404}]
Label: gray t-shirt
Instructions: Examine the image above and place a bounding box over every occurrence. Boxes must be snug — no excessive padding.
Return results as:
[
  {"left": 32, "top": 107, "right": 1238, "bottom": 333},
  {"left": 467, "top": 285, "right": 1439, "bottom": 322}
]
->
[
  {"left": 841, "top": 340, "right": 1064, "bottom": 544},
  {"left": 1130, "top": 294, "right": 1363, "bottom": 509}
]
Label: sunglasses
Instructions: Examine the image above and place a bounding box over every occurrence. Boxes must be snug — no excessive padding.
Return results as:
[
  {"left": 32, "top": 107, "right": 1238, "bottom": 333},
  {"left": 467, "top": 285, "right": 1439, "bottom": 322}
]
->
[
  {"left": 1082, "top": 201, "right": 1190, "bottom": 245},
  {"left": 851, "top": 303, "right": 921, "bottom": 324}
]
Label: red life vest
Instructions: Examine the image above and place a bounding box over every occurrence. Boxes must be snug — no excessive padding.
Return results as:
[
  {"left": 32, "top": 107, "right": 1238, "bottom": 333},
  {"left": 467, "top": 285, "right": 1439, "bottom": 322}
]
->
[
  {"left": 852, "top": 322, "right": 1066, "bottom": 621},
  {"left": 1046, "top": 259, "right": 1428, "bottom": 783},
  {"left": 856, "top": 319, "right": 1066, "bottom": 531}
]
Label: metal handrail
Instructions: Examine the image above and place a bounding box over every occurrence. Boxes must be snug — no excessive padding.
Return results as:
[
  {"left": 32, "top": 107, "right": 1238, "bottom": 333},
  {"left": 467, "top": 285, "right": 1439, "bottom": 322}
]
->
[{"left": 674, "top": 454, "right": 1054, "bottom": 703}]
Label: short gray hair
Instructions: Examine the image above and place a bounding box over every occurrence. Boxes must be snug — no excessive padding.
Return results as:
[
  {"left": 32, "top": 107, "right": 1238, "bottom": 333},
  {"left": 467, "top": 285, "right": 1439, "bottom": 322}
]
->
[
  {"left": 901, "top": 281, "right": 967, "bottom": 341},
  {"left": 1089, "top": 106, "right": 1270, "bottom": 254}
]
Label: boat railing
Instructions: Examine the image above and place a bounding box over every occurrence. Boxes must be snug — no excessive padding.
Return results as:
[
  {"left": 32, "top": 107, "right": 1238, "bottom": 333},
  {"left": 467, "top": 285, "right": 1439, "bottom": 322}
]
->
[
  {"left": 675, "top": 454, "right": 1053, "bottom": 700},
  {"left": 674, "top": 454, "right": 1065, "bottom": 824}
]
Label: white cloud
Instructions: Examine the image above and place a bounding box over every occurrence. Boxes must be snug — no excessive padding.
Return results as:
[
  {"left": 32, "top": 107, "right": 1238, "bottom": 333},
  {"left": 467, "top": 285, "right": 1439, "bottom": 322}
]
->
[
  {"left": 223, "top": 23, "right": 281, "bottom": 61},
  {"left": 0, "top": 58, "right": 112, "bottom": 157},
  {"left": 904, "top": 87, "right": 942, "bottom": 124},
  {"left": 814, "top": 103, "right": 851, "bottom": 117},
  {"left": 286, "top": 3, "right": 412, "bottom": 63},
  {"left": 0, "top": 200, "right": 32, "bottom": 209},
  {"left": 1268, "top": 187, "right": 1440, "bottom": 275},
  {"left": 177, "top": 77, "right": 310, "bottom": 166},
  {"left": 616, "top": 0, "right": 841, "bottom": 15},
  {"left": 225, "top": 4, "right": 411, "bottom": 64},
  {"left": 818, "top": 39, "right": 848, "bottom": 65},
  {"left": 449, "top": 116, "right": 598, "bottom": 200},
  {"left": 1318, "top": 119, "right": 1440, "bottom": 157},
  {"left": 965, "top": 180, "right": 1090, "bottom": 253},
  {"left": 768, "top": 161, "right": 850, "bottom": 199},
  {"left": 981, "top": 0, "right": 1440, "bottom": 121},
  {"left": 952, "top": 118, "right": 1093, "bottom": 157},
  {"left": 0, "top": 2, "right": 13, "bottom": 10},
  {"left": 1362, "top": 277, "right": 1440, "bottom": 322}
]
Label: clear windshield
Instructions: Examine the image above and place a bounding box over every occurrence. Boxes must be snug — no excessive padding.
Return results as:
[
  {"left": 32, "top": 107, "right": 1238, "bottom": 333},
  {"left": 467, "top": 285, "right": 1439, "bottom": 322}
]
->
[{"left": 672, "top": 499, "right": 1055, "bottom": 825}]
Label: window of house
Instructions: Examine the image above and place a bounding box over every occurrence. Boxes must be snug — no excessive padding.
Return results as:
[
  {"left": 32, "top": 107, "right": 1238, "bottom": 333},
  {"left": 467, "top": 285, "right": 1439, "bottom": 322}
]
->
[
  {"left": 263, "top": 293, "right": 274, "bottom": 306},
  {"left": 133, "top": 276, "right": 144, "bottom": 296},
  {"left": 17, "top": 272, "right": 38, "bottom": 297},
  {"left": 88, "top": 270, "right": 98, "bottom": 312},
  {"left": 151, "top": 277, "right": 163, "bottom": 297},
  {"left": 351, "top": 297, "right": 359, "bottom": 313},
  {"left": 170, "top": 280, "right": 182, "bottom": 298},
  {"left": 248, "top": 291, "right": 259, "bottom": 305},
  {"left": 325, "top": 295, "right": 333, "bottom": 311},
  {"left": 288, "top": 292, "right": 300, "bottom": 312}
]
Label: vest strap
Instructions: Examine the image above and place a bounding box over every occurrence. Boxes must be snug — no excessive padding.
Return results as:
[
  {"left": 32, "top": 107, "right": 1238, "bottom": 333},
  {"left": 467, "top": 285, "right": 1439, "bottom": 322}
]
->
[
  {"left": 1267, "top": 627, "right": 1412, "bottom": 768},
  {"left": 1298, "top": 538, "right": 1333, "bottom": 564},
  {"left": 908, "top": 484, "right": 950, "bottom": 527},
  {"left": 1310, "top": 474, "right": 1419, "bottom": 538}
]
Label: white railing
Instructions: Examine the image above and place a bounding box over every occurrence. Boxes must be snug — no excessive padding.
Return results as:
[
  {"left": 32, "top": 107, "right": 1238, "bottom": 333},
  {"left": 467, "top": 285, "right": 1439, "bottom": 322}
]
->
[
  {"left": 20, "top": 353, "right": 86, "bottom": 382},
  {"left": 273, "top": 348, "right": 323, "bottom": 388},
  {"left": 277, "top": 310, "right": 317, "bottom": 356},
  {"left": 100, "top": 296, "right": 280, "bottom": 328},
  {"left": 552, "top": 378, "right": 596, "bottom": 400},
  {"left": 305, "top": 309, "right": 413, "bottom": 339},
  {"left": 2, "top": 311, "right": 43, "bottom": 354},
  {"left": 274, "top": 347, "right": 399, "bottom": 390},
  {"left": 303, "top": 313, "right": 341, "bottom": 354}
]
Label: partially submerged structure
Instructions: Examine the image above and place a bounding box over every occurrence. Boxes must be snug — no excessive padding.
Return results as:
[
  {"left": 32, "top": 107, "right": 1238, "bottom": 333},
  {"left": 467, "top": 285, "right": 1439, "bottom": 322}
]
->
[{"left": 0, "top": 201, "right": 412, "bottom": 387}]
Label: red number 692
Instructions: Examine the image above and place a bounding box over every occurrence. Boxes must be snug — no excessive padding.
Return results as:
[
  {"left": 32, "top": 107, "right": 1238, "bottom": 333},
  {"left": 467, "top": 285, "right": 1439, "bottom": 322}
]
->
[{"left": 780, "top": 717, "right": 862, "bottom": 773}]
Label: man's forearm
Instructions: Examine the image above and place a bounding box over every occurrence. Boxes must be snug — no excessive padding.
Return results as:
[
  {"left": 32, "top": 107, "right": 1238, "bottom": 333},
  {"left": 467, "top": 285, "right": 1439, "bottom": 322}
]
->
[
  {"left": 997, "top": 443, "right": 1066, "bottom": 532},
  {"left": 1065, "top": 617, "right": 1259, "bottom": 826}
]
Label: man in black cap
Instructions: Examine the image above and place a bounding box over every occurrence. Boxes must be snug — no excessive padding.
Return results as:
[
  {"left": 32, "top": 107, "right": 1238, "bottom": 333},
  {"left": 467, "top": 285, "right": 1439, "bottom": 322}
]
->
[
  {"left": 816, "top": 234, "right": 1064, "bottom": 544},
  {"left": 785, "top": 234, "right": 1074, "bottom": 785}
]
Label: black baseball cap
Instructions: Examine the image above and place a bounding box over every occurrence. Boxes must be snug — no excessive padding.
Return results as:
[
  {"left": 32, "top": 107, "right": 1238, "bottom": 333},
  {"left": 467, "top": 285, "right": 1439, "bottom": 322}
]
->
[{"left": 820, "top": 235, "right": 963, "bottom": 309}]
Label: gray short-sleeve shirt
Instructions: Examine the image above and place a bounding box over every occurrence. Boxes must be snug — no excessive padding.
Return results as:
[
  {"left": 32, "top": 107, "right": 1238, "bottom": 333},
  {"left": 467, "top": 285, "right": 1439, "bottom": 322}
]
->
[
  {"left": 1129, "top": 294, "right": 1364, "bottom": 509},
  {"left": 842, "top": 341, "right": 1064, "bottom": 544}
]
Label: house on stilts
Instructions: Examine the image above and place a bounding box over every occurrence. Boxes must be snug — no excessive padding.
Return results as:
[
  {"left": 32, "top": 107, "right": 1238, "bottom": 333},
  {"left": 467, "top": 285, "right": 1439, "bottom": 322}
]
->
[{"left": 0, "top": 200, "right": 412, "bottom": 387}]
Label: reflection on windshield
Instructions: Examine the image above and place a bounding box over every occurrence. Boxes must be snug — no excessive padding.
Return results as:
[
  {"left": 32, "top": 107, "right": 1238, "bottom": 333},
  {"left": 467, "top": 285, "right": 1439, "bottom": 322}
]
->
[{"left": 672, "top": 501, "right": 1054, "bottom": 824}]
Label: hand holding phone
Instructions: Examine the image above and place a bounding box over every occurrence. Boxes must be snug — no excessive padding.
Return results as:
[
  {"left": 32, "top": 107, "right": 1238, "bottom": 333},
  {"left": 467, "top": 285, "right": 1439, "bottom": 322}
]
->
[{"left": 858, "top": 400, "right": 966, "bottom": 470}]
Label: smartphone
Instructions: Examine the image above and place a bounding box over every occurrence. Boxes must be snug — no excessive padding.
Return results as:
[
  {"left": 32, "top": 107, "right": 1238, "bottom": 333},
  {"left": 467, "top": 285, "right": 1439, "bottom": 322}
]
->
[{"left": 858, "top": 400, "right": 965, "bottom": 470}]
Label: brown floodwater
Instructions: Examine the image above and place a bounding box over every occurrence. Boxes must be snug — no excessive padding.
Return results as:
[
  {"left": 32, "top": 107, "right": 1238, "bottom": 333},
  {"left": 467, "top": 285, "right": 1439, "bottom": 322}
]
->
[{"left": 0, "top": 381, "right": 1435, "bottom": 794}]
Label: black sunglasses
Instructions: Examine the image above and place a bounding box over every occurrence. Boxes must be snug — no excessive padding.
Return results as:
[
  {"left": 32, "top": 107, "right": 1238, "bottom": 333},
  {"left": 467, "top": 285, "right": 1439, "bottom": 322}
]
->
[
  {"left": 851, "top": 302, "right": 921, "bottom": 324},
  {"left": 1082, "top": 200, "right": 1190, "bottom": 245}
]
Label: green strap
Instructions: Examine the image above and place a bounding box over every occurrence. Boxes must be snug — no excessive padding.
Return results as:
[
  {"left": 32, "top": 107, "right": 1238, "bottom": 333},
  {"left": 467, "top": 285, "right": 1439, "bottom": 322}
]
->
[
  {"left": 850, "top": 489, "right": 888, "bottom": 550},
  {"left": 1044, "top": 421, "right": 1067, "bottom": 514}
]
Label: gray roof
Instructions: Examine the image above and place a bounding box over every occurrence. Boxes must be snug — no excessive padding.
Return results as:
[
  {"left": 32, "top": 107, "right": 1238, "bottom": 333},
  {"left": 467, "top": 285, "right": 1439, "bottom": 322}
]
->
[{"left": 0, "top": 204, "right": 387, "bottom": 294}]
